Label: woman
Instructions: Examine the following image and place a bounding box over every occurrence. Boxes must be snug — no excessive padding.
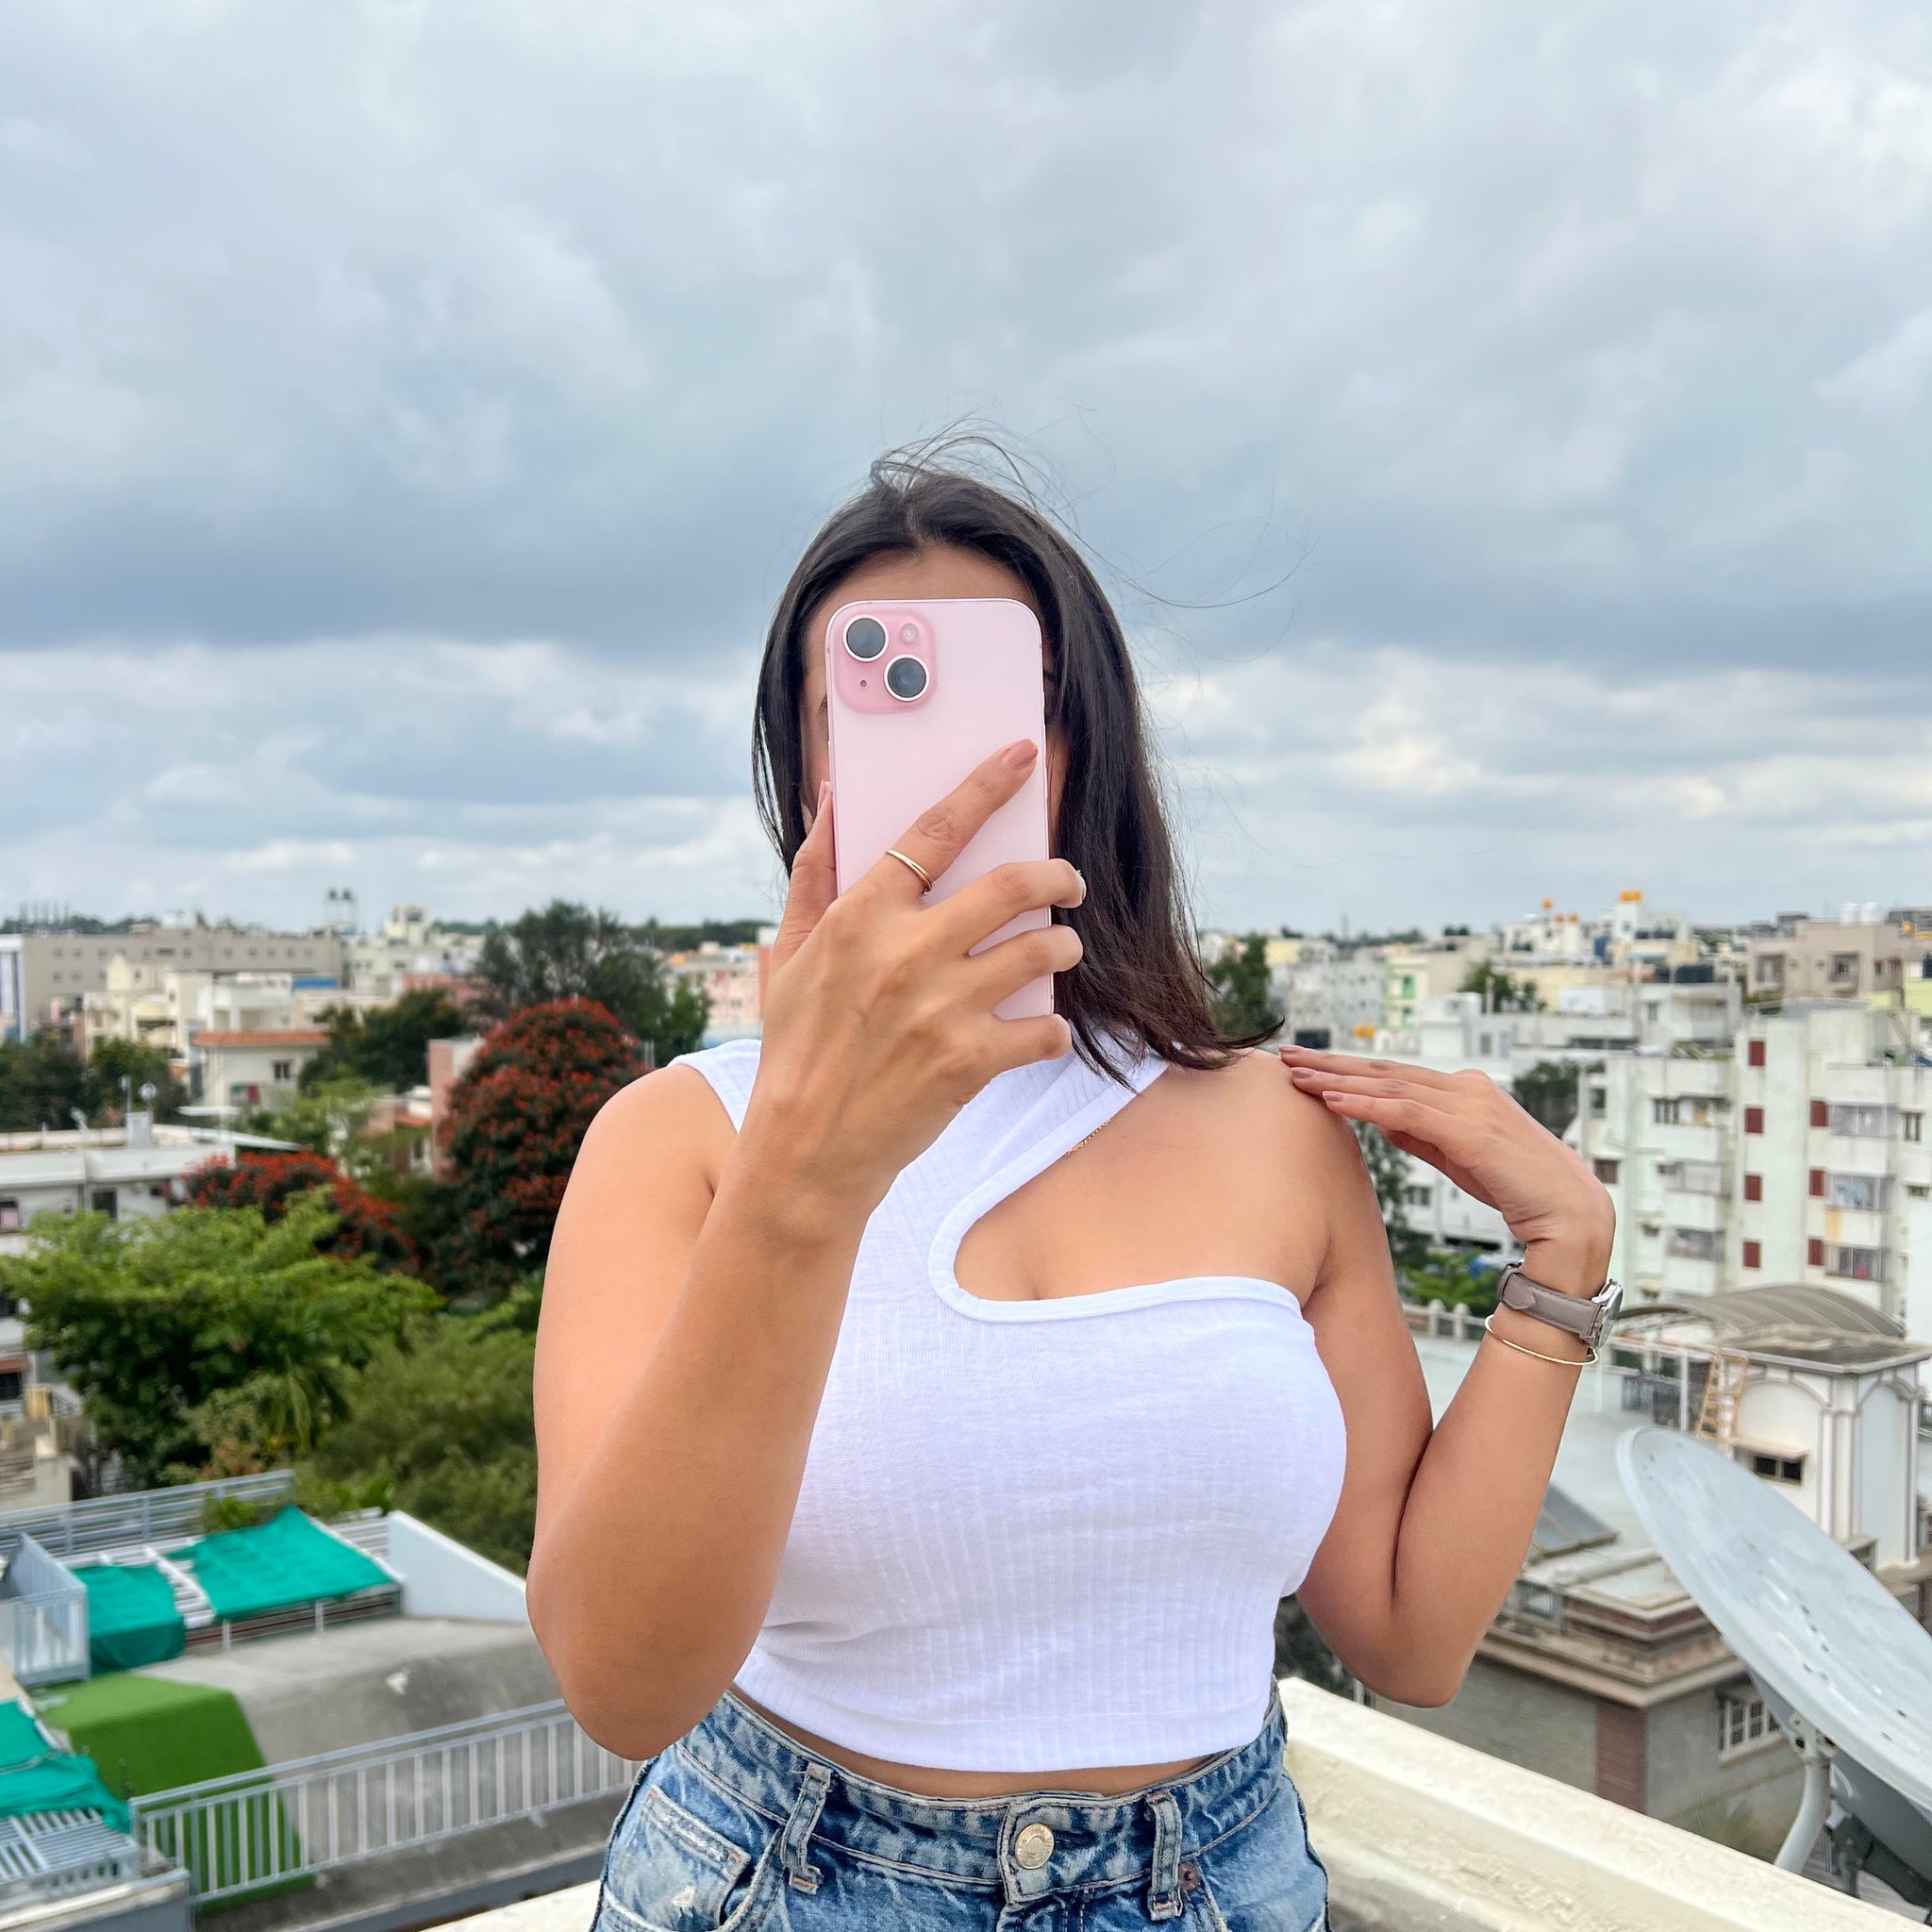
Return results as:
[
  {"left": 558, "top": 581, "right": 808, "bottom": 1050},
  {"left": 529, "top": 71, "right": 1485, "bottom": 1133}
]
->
[{"left": 532, "top": 454, "right": 1616, "bottom": 1931}]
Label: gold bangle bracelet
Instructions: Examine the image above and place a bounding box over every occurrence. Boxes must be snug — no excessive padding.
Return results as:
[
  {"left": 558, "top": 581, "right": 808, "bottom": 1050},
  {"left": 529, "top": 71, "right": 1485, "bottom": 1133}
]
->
[{"left": 1483, "top": 1312, "right": 1596, "bottom": 1368}]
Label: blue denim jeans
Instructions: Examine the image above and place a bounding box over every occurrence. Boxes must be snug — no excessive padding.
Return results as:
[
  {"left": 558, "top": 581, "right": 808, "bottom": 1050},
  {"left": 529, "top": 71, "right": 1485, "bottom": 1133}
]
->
[{"left": 593, "top": 1690, "right": 1327, "bottom": 1930}]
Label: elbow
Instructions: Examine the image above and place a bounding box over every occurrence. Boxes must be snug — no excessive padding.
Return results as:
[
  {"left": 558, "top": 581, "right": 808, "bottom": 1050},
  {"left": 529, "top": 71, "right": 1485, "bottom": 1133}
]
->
[{"left": 1356, "top": 1652, "right": 1471, "bottom": 1710}]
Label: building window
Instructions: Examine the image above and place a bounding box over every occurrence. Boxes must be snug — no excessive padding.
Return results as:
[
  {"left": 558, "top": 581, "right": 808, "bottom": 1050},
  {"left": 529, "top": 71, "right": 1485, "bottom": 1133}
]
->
[
  {"left": 1744, "top": 1106, "right": 1764, "bottom": 1135},
  {"left": 1827, "top": 1174, "right": 1887, "bottom": 1212},
  {"left": 1807, "top": 1237, "right": 1824, "bottom": 1268},
  {"left": 0, "top": 1371, "right": 20, "bottom": 1404},
  {"left": 1589, "top": 1088, "right": 1607, "bottom": 1115},
  {"left": 272, "top": 1059, "right": 293, "bottom": 1082},
  {"left": 90, "top": 1188, "right": 117, "bottom": 1221},
  {"left": 1652, "top": 1098, "right": 1679, "bottom": 1125},
  {"left": 1906, "top": 1113, "right": 1924, "bottom": 1143},
  {"left": 1666, "top": 1227, "right": 1720, "bottom": 1261},
  {"left": 1662, "top": 1159, "right": 1723, "bottom": 1194},
  {"left": 1593, "top": 1158, "right": 1621, "bottom": 1185},
  {"left": 1747, "top": 1453, "right": 1805, "bottom": 1486},
  {"left": 1808, "top": 1168, "right": 1825, "bottom": 1196},
  {"left": 1825, "top": 1243, "right": 1886, "bottom": 1283},
  {"left": 1742, "top": 1240, "right": 1761, "bottom": 1270},
  {"left": 1828, "top": 953, "right": 1860, "bottom": 986},
  {"left": 1829, "top": 1104, "right": 1895, "bottom": 1139},
  {"left": 1743, "top": 1174, "right": 1762, "bottom": 1202},
  {"left": 1718, "top": 1688, "right": 1777, "bottom": 1759},
  {"left": 1754, "top": 956, "right": 1784, "bottom": 988},
  {"left": 1746, "top": 1040, "right": 1766, "bottom": 1069},
  {"left": 1809, "top": 1099, "right": 1830, "bottom": 1128},
  {"left": 0, "top": 1200, "right": 19, "bottom": 1234},
  {"left": 1404, "top": 1185, "right": 1431, "bottom": 1208}
]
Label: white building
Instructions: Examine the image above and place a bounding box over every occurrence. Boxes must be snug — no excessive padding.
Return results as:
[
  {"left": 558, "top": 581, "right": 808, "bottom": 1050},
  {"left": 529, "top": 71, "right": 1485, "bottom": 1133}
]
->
[
  {"left": 343, "top": 905, "right": 483, "bottom": 1000},
  {"left": 192, "top": 1028, "right": 330, "bottom": 1109},
  {"left": 1268, "top": 940, "right": 1385, "bottom": 1049},
  {"left": 669, "top": 941, "right": 766, "bottom": 1043},
  {"left": 0, "top": 1118, "right": 224, "bottom": 1254}
]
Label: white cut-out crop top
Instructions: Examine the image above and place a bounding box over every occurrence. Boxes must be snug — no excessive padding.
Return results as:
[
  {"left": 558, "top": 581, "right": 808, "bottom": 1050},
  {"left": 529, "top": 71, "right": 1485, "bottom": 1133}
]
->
[{"left": 673, "top": 1039, "right": 1348, "bottom": 1770}]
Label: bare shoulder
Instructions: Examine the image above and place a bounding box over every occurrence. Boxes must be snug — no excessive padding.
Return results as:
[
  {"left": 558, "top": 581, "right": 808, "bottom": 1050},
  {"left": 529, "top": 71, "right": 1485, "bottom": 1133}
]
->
[
  {"left": 565, "top": 1062, "right": 738, "bottom": 1210},
  {"left": 1154, "top": 1047, "right": 1366, "bottom": 1174}
]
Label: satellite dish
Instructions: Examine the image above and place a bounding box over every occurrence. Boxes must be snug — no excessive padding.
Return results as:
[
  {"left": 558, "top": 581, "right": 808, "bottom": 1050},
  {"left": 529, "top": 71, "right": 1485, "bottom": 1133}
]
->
[{"left": 1618, "top": 1426, "right": 1932, "bottom": 1903}]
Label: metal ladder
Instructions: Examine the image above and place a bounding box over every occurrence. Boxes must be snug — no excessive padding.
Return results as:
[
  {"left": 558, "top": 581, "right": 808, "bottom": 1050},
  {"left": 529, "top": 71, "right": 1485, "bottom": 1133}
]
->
[{"left": 1694, "top": 1349, "right": 1749, "bottom": 1445}]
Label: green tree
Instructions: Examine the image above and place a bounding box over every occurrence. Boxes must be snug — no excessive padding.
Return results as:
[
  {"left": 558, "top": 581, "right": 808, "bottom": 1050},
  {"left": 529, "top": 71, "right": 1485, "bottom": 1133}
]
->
[
  {"left": 89, "top": 1038, "right": 188, "bottom": 1122},
  {"left": 1351, "top": 1121, "right": 1430, "bottom": 1273},
  {"left": 1207, "top": 933, "right": 1282, "bottom": 1041},
  {"left": 254, "top": 1076, "right": 382, "bottom": 1168},
  {"left": 304, "top": 1289, "right": 540, "bottom": 1574},
  {"left": 1459, "top": 959, "right": 1543, "bottom": 1013},
  {"left": 300, "top": 990, "right": 467, "bottom": 1094},
  {"left": 475, "top": 902, "right": 707, "bottom": 1066},
  {"left": 6, "top": 1195, "right": 434, "bottom": 1484},
  {"left": 1512, "top": 1059, "right": 1581, "bottom": 1138},
  {"left": 437, "top": 1000, "right": 642, "bottom": 1301},
  {"left": 0, "top": 1036, "right": 93, "bottom": 1132}
]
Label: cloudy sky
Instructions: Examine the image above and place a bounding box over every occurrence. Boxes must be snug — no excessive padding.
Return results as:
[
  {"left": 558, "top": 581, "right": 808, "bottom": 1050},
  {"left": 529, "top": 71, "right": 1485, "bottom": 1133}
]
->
[{"left": 3, "top": 2, "right": 1928, "bottom": 937}]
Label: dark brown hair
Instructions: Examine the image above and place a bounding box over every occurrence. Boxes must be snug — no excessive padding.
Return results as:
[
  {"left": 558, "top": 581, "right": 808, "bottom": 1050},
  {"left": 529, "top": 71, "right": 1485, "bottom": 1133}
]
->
[{"left": 753, "top": 445, "right": 1248, "bottom": 1078}]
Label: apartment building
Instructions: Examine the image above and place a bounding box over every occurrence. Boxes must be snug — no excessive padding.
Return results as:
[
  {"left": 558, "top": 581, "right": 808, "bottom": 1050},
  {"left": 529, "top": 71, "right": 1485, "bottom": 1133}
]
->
[
  {"left": 1267, "top": 939, "right": 1385, "bottom": 1048},
  {"left": 1743, "top": 913, "right": 1932, "bottom": 1006},
  {"left": 80, "top": 964, "right": 358, "bottom": 1058},
  {"left": 343, "top": 903, "right": 483, "bottom": 999},
  {"left": 667, "top": 940, "right": 767, "bottom": 1042},
  {"left": 1578, "top": 1004, "right": 1932, "bottom": 1317},
  {"left": 1383, "top": 932, "right": 1491, "bottom": 1030},
  {"left": 2, "top": 924, "right": 343, "bottom": 1040}
]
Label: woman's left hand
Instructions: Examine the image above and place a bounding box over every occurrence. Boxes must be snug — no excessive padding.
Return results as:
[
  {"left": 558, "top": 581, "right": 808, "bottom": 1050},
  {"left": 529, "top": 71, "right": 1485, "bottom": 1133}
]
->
[{"left": 1280, "top": 1045, "right": 1615, "bottom": 1295}]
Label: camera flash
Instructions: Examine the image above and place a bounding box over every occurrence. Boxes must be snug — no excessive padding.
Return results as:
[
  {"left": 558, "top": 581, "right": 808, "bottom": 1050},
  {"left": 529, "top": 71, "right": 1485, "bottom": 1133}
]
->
[{"left": 899, "top": 624, "right": 918, "bottom": 644}]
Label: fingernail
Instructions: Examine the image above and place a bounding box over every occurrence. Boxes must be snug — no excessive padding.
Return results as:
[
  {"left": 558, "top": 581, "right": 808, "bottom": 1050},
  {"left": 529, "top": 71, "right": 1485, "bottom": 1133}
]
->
[
  {"left": 1073, "top": 867, "right": 1087, "bottom": 903},
  {"left": 817, "top": 780, "right": 831, "bottom": 813},
  {"left": 1000, "top": 739, "right": 1039, "bottom": 770}
]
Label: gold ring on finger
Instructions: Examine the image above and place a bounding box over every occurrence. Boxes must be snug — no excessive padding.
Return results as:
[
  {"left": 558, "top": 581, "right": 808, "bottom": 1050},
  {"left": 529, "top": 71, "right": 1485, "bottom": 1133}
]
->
[{"left": 887, "top": 848, "right": 936, "bottom": 891}]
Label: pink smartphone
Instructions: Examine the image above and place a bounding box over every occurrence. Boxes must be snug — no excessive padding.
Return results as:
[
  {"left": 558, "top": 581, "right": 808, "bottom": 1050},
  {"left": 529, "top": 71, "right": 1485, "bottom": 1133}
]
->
[{"left": 824, "top": 596, "right": 1054, "bottom": 1020}]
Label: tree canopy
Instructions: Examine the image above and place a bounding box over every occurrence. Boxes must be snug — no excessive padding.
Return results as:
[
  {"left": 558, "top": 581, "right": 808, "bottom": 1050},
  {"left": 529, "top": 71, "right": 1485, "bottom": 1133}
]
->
[
  {"left": 437, "top": 999, "right": 642, "bottom": 1299},
  {"left": 1512, "top": 1059, "right": 1582, "bottom": 1138},
  {"left": 6, "top": 1194, "right": 433, "bottom": 1484},
  {"left": 300, "top": 989, "right": 467, "bottom": 1094},
  {"left": 0, "top": 1036, "right": 185, "bottom": 1132},
  {"left": 1458, "top": 958, "right": 1544, "bottom": 1013},
  {"left": 1207, "top": 933, "right": 1283, "bottom": 1042},
  {"left": 305, "top": 1289, "right": 539, "bottom": 1574},
  {"left": 183, "top": 1149, "right": 419, "bottom": 1274},
  {"left": 475, "top": 901, "right": 707, "bottom": 1067}
]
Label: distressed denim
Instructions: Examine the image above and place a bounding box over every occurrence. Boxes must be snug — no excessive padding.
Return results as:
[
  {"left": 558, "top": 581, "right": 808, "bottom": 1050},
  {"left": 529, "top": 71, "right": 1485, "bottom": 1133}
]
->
[{"left": 593, "top": 1690, "right": 1327, "bottom": 1931}]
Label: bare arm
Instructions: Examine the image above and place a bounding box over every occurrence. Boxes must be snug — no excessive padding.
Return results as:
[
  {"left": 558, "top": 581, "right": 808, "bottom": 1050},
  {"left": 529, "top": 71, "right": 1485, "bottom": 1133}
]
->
[
  {"left": 527, "top": 747, "right": 1084, "bottom": 1757},
  {"left": 1289, "top": 1055, "right": 1614, "bottom": 1708}
]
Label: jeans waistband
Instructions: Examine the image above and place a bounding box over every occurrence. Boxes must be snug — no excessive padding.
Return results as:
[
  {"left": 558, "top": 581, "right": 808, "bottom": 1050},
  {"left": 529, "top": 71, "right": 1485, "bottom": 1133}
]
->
[{"left": 672, "top": 1690, "right": 1289, "bottom": 1902}]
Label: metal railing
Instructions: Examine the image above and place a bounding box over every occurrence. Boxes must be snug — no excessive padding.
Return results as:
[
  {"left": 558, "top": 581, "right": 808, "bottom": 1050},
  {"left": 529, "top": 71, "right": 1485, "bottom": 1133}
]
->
[
  {"left": 130, "top": 1701, "right": 637, "bottom": 1905},
  {"left": 0, "top": 1531, "right": 89, "bottom": 1686},
  {"left": 0, "top": 1470, "right": 292, "bottom": 1560},
  {"left": 0, "top": 1809, "right": 155, "bottom": 1907}
]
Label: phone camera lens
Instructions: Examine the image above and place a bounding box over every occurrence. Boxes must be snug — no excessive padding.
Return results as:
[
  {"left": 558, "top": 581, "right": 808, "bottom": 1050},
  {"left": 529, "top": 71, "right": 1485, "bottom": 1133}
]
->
[
  {"left": 844, "top": 616, "right": 888, "bottom": 660},
  {"left": 885, "top": 655, "right": 928, "bottom": 701}
]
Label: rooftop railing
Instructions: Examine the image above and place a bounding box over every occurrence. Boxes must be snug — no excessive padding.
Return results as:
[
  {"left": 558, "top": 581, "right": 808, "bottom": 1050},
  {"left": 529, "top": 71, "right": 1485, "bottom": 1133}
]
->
[
  {"left": 128, "top": 1701, "right": 635, "bottom": 1907},
  {"left": 0, "top": 1469, "right": 293, "bottom": 1561}
]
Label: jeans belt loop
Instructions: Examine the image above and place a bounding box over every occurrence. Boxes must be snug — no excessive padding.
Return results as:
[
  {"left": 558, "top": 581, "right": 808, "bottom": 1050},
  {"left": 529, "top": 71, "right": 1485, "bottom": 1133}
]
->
[
  {"left": 1147, "top": 1788, "right": 1185, "bottom": 1922},
  {"left": 779, "top": 1759, "right": 833, "bottom": 1893}
]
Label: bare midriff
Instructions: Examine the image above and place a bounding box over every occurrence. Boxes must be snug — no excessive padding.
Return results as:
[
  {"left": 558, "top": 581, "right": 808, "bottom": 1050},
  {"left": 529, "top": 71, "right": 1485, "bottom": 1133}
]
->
[{"left": 733, "top": 1690, "right": 1212, "bottom": 1799}]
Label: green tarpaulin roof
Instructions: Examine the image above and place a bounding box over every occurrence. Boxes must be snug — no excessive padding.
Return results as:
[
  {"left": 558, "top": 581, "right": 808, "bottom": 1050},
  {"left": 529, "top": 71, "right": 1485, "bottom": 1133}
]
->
[
  {"left": 181, "top": 1507, "right": 391, "bottom": 1622},
  {"left": 0, "top": 1699, "right": 127, "bottom": 1833},
  {"left": 76, "top": 1562, "right": 186, "bottom": 1673}
]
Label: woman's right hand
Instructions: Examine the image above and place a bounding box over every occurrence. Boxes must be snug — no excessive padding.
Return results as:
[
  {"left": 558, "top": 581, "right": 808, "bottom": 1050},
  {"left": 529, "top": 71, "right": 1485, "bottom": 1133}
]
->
[{"left": 745, "top": 738, "right": 1086, "bottom": 1223}]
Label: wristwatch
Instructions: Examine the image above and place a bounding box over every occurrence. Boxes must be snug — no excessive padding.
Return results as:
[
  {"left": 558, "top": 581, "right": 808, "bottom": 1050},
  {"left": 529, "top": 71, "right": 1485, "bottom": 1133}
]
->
[{"left": 1494, "top": 1260, "right": 1624, "bottom": 1353}]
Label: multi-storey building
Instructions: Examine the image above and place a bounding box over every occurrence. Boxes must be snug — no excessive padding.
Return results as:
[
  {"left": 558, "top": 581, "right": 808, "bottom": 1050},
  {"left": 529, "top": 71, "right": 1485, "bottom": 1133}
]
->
[
  {"left": 343, "top": 904, "right": 483, "bottom": 999},
  {"left": 1383, "top": 932, "right": 1491, "bottom": 1031},
  {"left": 1267, "top": 939, "right": 1385, "bottom": 1049},
  {"left": 1578, "top": 1004, "right": 1932, "bottom": 1318},
  {"left": 1, "top": 923, "right": 343, "bottom": 1040},
  {"left": 667, "top": 941, "right": 767, "bottom": 1043},
  {"left": 1743, "top": 913, "right": 1931, "bottom": 1007}
]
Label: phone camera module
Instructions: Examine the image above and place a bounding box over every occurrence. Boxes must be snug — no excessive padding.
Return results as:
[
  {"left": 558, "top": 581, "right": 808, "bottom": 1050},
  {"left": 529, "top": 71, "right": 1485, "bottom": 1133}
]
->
[
  {"left": 884, "top": 655, "right": 929, "bottom": 701},
  {"left": 843, "top": 616, "right": 888, "bottom": 661}
]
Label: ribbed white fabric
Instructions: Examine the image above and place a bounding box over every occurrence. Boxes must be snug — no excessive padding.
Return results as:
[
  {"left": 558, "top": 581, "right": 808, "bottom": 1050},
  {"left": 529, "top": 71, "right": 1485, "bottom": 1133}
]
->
[{"left": 675, "top": 1039, "right": 1348, "bottom": 1771}]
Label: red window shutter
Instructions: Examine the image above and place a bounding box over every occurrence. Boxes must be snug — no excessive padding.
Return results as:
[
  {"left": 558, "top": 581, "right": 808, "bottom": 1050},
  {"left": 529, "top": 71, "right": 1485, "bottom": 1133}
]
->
[
  {"left": 1744, "top": 1174, "right": 1762, "bottom": 1202},
  {"left": 1807, "top": 1237, "right": 1824, "bottom": 1268},
  {"left": 1747, "top": 1040, "right": 1766, "bottom": 1068},
  {"left": 1809, "top": 1099, "right": 1829, "bottom": 1128},
  {"left": 1742, "top": 1240, "right": 1761, "bottom": 1270},
  {"left": 1808, "top": 1169, "right": 1825, "bottom": 1196},
  {"left": 1744, "top": 1106, "right": 1765, "bottom": 1135}
]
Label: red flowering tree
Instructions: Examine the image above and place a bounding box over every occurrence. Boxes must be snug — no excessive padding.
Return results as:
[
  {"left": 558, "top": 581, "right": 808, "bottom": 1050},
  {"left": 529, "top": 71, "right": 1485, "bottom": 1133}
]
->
[
  {"left": 185, "top": 1151, "right": 419, "bottom": 1275},
  {"left": 437, "top": 999, "right": 643, "bottom": 1299}
]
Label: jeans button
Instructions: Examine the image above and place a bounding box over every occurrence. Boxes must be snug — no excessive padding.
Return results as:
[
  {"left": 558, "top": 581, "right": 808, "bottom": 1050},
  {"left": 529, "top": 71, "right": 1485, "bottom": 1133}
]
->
[{"left": 1014, "top": 1823, "right": 1056, "bottom": 1870}]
